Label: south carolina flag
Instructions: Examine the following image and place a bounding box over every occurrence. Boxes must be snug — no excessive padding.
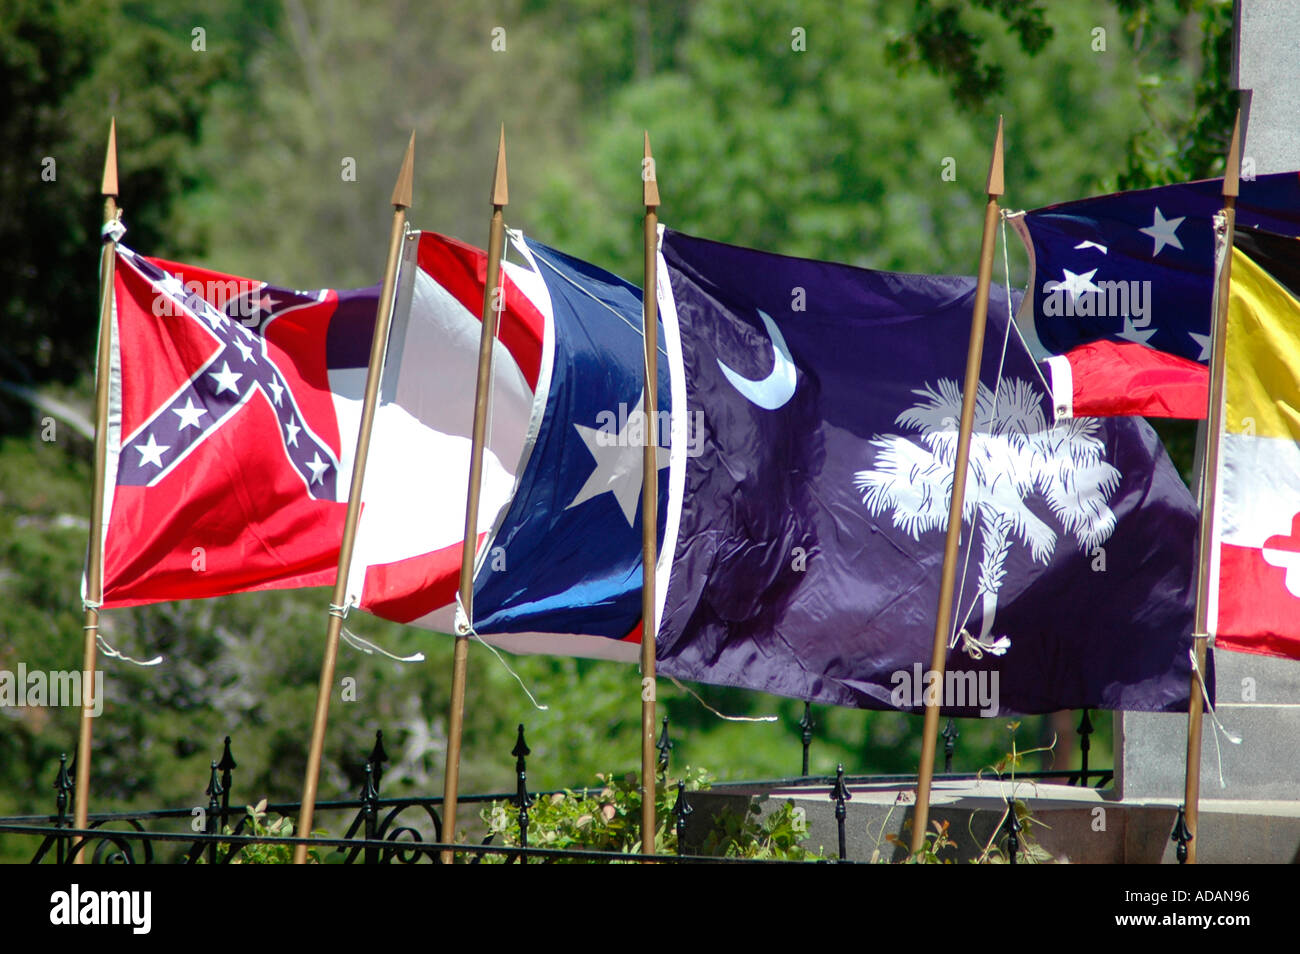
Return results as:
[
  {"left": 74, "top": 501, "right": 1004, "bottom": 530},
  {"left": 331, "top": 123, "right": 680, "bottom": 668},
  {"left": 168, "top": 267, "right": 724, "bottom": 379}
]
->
[{"left": 1210, "top": 225, "right": 1300, "bottom": 659}]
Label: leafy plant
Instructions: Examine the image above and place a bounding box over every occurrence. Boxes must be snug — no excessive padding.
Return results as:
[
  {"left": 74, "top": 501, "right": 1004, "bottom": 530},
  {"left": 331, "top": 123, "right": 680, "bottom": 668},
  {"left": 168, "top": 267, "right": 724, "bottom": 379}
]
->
[
  {"left": 479, "top": 767, "right": 822, "bottom": 862},
  {"left": 202, "top": 798, "right": 323, "bottom": 865}
]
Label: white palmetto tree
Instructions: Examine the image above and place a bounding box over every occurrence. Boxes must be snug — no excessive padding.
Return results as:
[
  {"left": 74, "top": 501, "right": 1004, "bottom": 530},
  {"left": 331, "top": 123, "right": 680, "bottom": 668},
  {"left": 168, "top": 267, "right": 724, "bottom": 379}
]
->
[{"left": 853, "top": 377, "right": 1121, "bottom": 655}]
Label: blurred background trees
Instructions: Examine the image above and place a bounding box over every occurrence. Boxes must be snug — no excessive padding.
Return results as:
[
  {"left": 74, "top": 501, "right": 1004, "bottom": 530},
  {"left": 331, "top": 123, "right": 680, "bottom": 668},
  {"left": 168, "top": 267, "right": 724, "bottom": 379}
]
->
[{"left": 0, "top": 0, "right": 1234, "bottom": 858}]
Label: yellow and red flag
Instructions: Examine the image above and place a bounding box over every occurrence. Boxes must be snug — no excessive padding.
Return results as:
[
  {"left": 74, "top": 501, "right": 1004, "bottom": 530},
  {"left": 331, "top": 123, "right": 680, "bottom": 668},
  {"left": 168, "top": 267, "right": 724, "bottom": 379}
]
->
[{"left": 1210, "top": 225, "right": 1300, "bottom": 659}]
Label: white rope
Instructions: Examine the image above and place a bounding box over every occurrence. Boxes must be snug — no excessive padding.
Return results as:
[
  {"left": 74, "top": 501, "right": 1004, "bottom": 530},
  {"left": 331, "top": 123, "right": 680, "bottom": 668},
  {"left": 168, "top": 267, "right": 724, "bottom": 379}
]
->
[
  {"left": 1000, "top": 210, "right": 1051, "bottom": 396},
  {"left": 667, "top": 676, "right": 777, "bottom": 722},
  {"left": 93, "top": 633, "right": 162, "bottom": 667},
  {"left": 1189, "top": 642, "right": 1241, "bottom": 789},
  {"left": 522, "top": 233, "right": 668, "bottom": 360},
  {"left": 948, "top": 216, "right": 1018, "bottom": 650},
  {"left": 341, "top": 627, "right": 424, "bottom": 663},
  {"left": 454, "top": 592, "right": 548, "bottom": 711},
  {"left": 82, "top": 599, "right": 163, "bottom": 666}
]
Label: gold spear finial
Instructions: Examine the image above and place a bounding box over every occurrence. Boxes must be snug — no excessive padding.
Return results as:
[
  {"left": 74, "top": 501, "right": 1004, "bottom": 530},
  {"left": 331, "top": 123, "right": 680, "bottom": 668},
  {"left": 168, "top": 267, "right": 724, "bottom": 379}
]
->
[
  {"left": 643, "top": 130, "right": 660, "bottom": 208},
  {"left": 102, "top": 118, "right": 118, "bottom": 198},
  {"left": 391, "top": 131, "right": 415, "bottom": 209},
  {"left": 491, "top": 123, "right": 508, "bottom": 207},
  {"left": 985, "top": 115, "right": 1004, "bottom": 198}
]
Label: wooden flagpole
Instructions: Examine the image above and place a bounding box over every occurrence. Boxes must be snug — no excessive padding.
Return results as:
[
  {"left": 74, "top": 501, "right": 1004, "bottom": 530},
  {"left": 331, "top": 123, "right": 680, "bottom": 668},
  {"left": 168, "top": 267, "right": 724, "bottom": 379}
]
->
[
  {"left": 639, "top": 131, "right": 662, "bottom": 855},
  {"left": 293, "top": 132, "right": 416, "bottom": 864},
  {"left": 441, "top": 124, "right": 509, "bottom": 863},
  {"left": 1181, "top": 110, "right": 1241, "bottom": 865},
  {"left": 72, "top": 118, "right": 121, "bottom": 862},
  {"left": 910, "top": 116, "right": 1004, "bottom": 854}
]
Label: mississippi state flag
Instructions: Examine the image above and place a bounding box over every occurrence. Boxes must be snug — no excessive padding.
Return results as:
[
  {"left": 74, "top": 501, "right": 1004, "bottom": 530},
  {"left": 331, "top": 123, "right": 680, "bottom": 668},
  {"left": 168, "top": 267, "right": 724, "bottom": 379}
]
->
[
  {"left": 98, "top": 234, "right": 542, "bottom": 615},
  {"left": 1209, "top": 225, "right": 1300, "bottom": 660},
  {"left": 1009, "top": 172, "right": 1300, "bottom": 419}
]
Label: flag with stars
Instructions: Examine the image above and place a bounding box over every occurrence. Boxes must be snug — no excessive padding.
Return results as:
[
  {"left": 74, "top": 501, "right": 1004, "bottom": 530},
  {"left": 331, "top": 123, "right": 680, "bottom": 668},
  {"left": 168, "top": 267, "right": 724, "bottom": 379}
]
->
[
  {"left": 1209, "top": 225, "right": 1300, "bottom": 660},
  {"left": 1010, "top": 171, "right": 1300, "bottom": 419},
  {"left": 98, "top": 236, "right": 542, "bottom": 611},
  {"left": 451, "top": 232, "right": 669, "bottom": 661}
]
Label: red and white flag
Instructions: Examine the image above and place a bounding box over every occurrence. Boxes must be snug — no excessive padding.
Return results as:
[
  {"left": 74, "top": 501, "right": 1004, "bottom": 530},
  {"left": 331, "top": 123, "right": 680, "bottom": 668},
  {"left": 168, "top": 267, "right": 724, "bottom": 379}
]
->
[{"left": 97, "top": 233, "right": 542, "bottom": 621}]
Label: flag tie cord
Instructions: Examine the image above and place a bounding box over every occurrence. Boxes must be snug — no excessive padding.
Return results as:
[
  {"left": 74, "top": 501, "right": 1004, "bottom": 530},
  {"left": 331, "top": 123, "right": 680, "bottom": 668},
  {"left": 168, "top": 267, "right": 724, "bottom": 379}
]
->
[
  {"left": 453, "top": 591, "right": 548, "bottom": 711},
  {"left": 1189, "top": 637, "right": 1241, "bottom": 790},
  {"left": 667, "top": 676, "right": 777, "bottom": 722},
  {"left": 80, "top": 598, "right": 163, "bottom": 667}
]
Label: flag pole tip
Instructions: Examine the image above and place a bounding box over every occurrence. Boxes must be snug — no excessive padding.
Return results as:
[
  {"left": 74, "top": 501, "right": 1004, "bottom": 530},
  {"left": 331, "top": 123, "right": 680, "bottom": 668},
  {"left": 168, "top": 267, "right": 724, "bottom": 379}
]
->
[
  {"left": 643, "top": 130, "right": 660, "bottom": 208},
  {"left": 101, "top": 117, "right": 119, "bottom": 197},
  {"left": 491, "top": 123, "right": 509, "bottom": 207},
  {"left": 1224, "top": 109, "right": 1241, "bottom": 199},
  {"left": 391, "top": 131, "right": 415, "bottom": 209},
  {"left": 985, "top": 115, "right": 1004, "bottom": 198}
]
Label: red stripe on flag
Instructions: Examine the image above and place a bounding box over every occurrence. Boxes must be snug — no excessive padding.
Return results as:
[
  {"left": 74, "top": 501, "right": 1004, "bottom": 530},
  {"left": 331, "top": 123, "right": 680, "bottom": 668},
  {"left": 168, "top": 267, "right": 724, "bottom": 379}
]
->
[
  {"left": 416, "top": 233, "right": 545, "bottom": 390},
  {"left": 1216, "top": 542, "right": 1300, "bottom": 660},
  {"left": 1065, "top": 340, "right": 1208, "bottom": 419},
  {"left": 359, "top": 536, "right": 484, "bottom": 626}
]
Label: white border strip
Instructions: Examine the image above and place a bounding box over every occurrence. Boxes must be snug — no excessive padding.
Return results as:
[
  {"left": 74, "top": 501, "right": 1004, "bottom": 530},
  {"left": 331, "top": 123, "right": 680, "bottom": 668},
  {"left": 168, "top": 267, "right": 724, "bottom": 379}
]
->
[
  {"left": 1044, "top": 354, "right": 1074, "bottom": 422},
  {"left": 654, "top": 224, "right": 687, "bottom": 639}
]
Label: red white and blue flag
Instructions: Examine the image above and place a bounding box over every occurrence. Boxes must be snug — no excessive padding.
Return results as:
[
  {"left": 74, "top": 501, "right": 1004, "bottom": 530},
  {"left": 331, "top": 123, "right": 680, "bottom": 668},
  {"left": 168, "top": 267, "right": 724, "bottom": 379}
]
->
[{"left": 1010, "top": 171, "right": 1300, "bottom": 419}]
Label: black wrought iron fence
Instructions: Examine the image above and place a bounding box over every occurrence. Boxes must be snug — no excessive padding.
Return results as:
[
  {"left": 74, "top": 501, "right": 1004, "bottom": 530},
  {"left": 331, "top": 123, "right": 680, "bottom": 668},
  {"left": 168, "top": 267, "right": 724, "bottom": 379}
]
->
[{"left": 0, "top": 709, "right": 1111, "bottom": 865}]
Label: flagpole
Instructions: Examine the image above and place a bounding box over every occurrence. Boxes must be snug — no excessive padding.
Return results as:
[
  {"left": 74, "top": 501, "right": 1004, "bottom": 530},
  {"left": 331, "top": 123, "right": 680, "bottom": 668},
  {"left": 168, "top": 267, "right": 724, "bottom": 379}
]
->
[
  {"left": 441, "top": 124, "right": 509, "bottom": 863},
  {"left": 72, "top": 119, "right": 121, "bottom": 861},
  {"left": 1181, "top": 110, "right": 1241, "bottom": 865},
  {"left": 292, "top": 132, "right": 416, "bottom": 865},
  {"left": 910, "top": 116, "right": 1004, "bottom": 855},
  {"left": 639, "top": 131, "right": 662, "bottom": 855}
]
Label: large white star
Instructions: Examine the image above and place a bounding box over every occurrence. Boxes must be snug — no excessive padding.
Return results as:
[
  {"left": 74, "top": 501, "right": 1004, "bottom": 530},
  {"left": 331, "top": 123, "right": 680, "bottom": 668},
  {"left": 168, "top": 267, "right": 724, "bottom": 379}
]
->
[
  {"left": 135, "top": 433, "right": 170, "bottom": 468},
  {"left": 1117, "top": 317, "right": 1158, "bottom": 347},
  {"left": 267, "top": 378, "right": 285, "bottom": 406},
  {"left": 1139, "top": 206, "right": 1185, "bottom": 257},
  {"left": 305, "top": 452, "right": 329, "bottom": 485},
  {"left": 1048, "top": 268, "right": 1100, "bottom": 302},
  {"left": 172, "top": 396, "right": 208, "bottom": 430},
  {"left": 209, "top": 360, "right": 243, "bottom": 396},
  {"left": 566, "top": 393, "right": 670, "bottom": 527},
  {"left": 1189, "top": 331, "right": 1211, "bottom": 361},
  {"left": 285, "top": 420, "right": 301, "bottom": 447}
]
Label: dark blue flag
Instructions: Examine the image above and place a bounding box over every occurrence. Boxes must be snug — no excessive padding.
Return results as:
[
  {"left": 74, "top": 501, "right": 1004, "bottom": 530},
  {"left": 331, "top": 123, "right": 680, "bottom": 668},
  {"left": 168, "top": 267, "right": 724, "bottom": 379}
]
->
[
  {"left": 655, "top": 228, "right": 1202, "bottom": 715},
  {"left": 463, "top": 232, "right": 669, "bottom": 661},
  {"left": 1012, "top": 171, "right": 1300, "bottom": 418}
]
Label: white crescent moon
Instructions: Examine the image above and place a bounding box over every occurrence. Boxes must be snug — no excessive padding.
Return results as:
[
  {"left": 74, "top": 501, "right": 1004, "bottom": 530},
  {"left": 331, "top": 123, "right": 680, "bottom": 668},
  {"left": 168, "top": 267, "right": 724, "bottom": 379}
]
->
[{"left": 717, "top": 309, "right": 797, "bottom": 410}]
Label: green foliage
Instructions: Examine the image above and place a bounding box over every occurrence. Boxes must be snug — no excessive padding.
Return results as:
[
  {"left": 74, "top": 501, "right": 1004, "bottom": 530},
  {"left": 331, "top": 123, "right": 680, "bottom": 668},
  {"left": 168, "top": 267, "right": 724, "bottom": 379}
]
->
[
  {"left": 479, "top": 766, "right": 821, "bottom": 861},
  {"left": 205, "top": 798, "right": 323, "bottom": 864}
]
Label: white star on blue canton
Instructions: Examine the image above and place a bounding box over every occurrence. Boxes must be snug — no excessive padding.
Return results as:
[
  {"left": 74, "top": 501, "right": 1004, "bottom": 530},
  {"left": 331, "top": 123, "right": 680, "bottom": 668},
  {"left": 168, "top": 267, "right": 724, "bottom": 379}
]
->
[{"left": 1139, "top": 206, "right": 1185, "bottom": 257}]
